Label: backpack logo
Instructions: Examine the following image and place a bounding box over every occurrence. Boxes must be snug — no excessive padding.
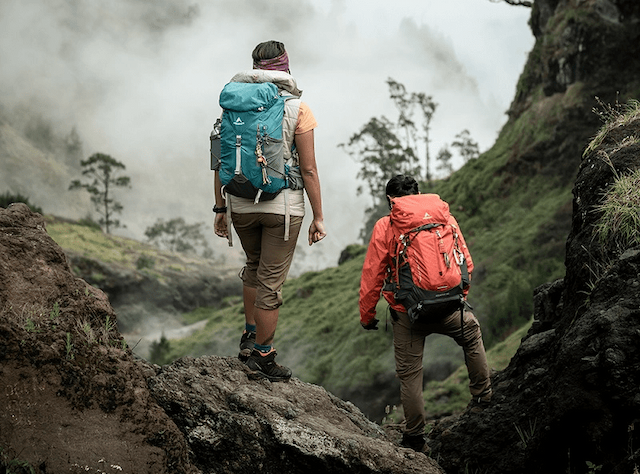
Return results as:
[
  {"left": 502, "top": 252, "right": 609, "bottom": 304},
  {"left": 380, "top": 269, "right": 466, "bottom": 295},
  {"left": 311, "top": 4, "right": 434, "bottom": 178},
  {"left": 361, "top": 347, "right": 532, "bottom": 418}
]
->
[
  {"left": 423, "top": 212, "right": 432, "bottom": 219},
  {"left": 233, "top": 117, "right": 245, "bottom": 126}
]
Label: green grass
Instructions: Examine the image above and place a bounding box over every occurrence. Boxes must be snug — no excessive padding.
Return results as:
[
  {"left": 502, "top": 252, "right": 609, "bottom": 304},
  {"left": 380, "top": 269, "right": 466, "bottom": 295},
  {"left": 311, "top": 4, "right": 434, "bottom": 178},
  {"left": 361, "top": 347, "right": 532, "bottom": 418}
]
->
[
  {"left": 593, "top": 167, "right": 640, "bottom": 253},
  {"left": 46, "top": 218, "right": 138, "bottom": 266},
  {"left": 584, "top": 99, "right": 640, "bottom": 157}
]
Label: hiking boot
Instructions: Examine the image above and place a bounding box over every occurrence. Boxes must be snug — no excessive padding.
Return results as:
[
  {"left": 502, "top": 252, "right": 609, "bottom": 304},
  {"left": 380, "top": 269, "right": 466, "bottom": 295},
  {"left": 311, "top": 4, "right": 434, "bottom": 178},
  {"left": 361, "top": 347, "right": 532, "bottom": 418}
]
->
[
  {"left": 400, "top": 433, "right": 427, "bottom": 453},
  {"left": 245, "top": 349, "right": 292, "bottom": 382},
  {"left": 469, "top": 392, "right": 493, "bottom": 413},
  {"left": 238, "top": 331, "right": 256, "bottom": 361}
]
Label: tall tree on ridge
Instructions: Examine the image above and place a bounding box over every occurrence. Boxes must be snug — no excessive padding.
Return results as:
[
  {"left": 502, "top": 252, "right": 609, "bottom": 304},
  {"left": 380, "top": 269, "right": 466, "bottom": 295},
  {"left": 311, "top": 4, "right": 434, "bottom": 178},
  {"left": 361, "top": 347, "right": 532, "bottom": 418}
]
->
[{"left": 69, "top": 153, "right": 131, "bottom": 234}]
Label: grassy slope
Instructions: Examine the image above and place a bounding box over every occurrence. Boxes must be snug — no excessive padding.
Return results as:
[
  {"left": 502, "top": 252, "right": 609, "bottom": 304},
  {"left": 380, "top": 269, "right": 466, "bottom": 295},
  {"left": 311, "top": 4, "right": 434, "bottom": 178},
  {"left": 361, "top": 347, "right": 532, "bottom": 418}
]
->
[
  {"left": 428, "top": 85, "right": 584, "bottom": 345},
  {"left": 45, "top": 216, "right": 220, "bottom": 279}
]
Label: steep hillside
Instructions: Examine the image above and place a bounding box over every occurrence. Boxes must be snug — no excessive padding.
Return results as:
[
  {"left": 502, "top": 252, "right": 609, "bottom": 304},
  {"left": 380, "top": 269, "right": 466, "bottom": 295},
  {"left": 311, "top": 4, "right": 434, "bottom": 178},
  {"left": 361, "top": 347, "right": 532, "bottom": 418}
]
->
[{"left": 429, "top": 0, "right": 640, "bottom": 344}]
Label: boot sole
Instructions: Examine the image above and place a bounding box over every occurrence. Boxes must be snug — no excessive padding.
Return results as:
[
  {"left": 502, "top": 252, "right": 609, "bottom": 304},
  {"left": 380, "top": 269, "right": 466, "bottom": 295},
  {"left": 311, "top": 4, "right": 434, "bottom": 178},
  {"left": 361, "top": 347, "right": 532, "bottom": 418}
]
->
[{"left": 247, "top": 370, "right": 291, "bottom": 382}]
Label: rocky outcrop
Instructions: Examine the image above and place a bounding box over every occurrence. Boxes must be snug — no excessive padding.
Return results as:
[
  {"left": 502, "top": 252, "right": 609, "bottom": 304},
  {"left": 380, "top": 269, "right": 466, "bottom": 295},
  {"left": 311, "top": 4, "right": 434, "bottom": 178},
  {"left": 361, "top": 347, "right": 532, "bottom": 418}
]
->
[
  {"left": 146, "top": 356, "right": 441, "bottom": 474},
  {"left": 504, "top": 0, "right": 640, "bottom": 187},
  {"left": 427, "top": 95, "right": 640, "bottom": 473},
  {"left": 0, "top": 203, "right": 442, "bottom": 474},
  {"left": 0, "top": 204, "right": 197, "bottom": 474}
]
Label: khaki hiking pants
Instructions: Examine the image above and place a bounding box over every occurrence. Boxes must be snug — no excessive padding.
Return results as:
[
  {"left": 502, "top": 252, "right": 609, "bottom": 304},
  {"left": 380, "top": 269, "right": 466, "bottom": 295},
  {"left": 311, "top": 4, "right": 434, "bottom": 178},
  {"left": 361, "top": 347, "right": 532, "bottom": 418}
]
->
[
  {"left": 391, "top": 308, "right": 492, "bottom": 436},
  {"left": 232, "top": 212, "right": 303, "bottom": 310}
]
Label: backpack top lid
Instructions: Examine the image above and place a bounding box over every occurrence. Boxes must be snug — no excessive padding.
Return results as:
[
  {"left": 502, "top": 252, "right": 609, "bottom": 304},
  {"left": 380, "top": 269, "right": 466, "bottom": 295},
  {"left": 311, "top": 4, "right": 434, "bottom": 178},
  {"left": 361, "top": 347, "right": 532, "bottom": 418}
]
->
[
  {"left": 219, "top": 81, "right": 280, "bottom": 113},
  {"left": 229, "top": 70, "right": 302, "bottom": 98},
  {"left": 390, "top": 194, "right": 450, "bottom": 232}
]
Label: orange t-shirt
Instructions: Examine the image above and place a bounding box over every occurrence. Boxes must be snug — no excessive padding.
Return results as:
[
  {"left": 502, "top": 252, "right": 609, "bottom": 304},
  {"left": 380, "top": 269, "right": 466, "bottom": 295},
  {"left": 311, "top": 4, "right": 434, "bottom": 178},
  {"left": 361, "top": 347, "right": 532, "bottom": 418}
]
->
[{"left": 296, "top": 102, "right": 317, "bottom": 134}]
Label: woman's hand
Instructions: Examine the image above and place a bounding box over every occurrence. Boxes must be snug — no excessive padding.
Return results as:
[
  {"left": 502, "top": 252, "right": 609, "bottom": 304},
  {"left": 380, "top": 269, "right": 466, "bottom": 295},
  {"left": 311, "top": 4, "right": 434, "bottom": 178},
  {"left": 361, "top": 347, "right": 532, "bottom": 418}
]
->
[
  {"left": 308, "top": 219, "right": 326, "bottom": 245},
  {"left": 214, "top": 213, "right": 228, "bottom": 239}
]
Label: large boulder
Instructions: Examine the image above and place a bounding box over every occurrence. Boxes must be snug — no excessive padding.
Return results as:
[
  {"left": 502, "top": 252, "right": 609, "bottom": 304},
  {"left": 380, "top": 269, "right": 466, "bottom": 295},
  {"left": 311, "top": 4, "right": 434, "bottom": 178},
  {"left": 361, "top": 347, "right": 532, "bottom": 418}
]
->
[{"left": 147, "top": 356, "right": 442, "bottom": 474}]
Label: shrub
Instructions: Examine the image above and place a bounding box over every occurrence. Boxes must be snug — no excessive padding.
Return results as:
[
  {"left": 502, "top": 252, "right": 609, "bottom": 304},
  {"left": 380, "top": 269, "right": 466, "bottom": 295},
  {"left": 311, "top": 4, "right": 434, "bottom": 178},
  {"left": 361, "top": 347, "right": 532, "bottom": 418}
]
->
[{"left": 0, "top": 191, "right": 43, "bottom": 213}]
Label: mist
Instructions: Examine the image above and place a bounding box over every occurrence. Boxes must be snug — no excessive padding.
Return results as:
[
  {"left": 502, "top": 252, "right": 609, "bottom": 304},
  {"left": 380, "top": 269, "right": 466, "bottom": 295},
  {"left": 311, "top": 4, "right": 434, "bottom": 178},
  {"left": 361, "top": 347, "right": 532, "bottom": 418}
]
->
[{"left": 0, "top": 0, "right": 533, "bottom": 273}]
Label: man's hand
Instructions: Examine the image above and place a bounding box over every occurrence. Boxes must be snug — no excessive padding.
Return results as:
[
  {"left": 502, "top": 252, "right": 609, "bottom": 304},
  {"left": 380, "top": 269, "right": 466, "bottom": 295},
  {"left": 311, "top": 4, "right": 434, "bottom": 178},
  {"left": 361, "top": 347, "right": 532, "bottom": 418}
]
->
[{"left": 361, "top": 318, "right": 379, "bottom": 331}]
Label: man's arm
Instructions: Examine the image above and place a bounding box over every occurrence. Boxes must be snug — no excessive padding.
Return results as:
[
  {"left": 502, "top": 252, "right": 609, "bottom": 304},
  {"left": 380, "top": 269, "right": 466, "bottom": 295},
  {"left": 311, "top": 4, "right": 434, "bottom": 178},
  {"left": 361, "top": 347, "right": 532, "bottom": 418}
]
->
[{"left": 359, "top": 218, "right": 391, "bottom": 328}]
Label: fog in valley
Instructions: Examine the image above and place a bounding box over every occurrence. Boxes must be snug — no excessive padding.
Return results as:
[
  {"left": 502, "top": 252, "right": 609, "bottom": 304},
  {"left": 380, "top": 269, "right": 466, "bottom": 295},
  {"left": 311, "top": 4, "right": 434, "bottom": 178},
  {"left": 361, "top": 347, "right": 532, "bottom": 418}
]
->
[{"left": 0, "top": 0, "right": 534, "bottom": 273}]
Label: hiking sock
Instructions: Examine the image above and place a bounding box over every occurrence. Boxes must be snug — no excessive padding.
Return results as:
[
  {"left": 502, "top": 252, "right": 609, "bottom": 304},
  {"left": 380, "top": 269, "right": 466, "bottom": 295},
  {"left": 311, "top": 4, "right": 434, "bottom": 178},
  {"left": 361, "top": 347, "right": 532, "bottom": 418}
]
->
[
  {"left": 254, "top": 343, "right": 272, "bottom": 354},
  {"left": 245, "top": 323, "right": 257, "bottom": 334}
]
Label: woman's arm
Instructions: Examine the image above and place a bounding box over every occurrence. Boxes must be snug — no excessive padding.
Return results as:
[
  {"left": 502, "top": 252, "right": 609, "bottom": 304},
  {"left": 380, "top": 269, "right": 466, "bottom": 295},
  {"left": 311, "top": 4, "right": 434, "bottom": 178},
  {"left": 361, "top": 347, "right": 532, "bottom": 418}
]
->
[
  {"left": 213, "top": 171, "right": 228, "bottom": 240},
  {"left": 295, "top": 129, "right": 326, "bottom": 245}
]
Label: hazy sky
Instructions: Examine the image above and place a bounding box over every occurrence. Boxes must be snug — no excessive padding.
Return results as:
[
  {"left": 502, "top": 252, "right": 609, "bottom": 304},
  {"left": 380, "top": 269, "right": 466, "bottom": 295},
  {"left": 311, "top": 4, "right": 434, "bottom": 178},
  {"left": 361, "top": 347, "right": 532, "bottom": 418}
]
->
[{"left": 0, "top": 0, "right": 534, "bottom": 272}]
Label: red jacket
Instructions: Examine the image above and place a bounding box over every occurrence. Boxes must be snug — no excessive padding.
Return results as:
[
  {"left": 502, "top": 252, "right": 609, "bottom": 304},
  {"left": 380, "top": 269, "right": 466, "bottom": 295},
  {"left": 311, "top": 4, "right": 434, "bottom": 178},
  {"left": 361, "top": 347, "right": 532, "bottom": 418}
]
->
[{"left": 359, "top": 196, "right": 474, "bottom": 326}]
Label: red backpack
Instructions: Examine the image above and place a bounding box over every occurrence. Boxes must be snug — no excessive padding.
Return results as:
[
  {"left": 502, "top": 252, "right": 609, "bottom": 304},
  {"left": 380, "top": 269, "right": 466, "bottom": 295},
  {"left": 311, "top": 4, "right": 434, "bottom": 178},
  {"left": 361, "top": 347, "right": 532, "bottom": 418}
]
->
[{"left": 387, "top": 194, "right": 470, "bottom": 324}]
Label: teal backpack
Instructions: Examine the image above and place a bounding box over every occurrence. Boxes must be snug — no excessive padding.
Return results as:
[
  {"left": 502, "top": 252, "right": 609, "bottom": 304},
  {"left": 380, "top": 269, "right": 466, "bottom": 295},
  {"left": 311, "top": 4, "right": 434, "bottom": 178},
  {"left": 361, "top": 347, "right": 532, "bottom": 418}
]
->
[{"left": 210, "top": 81, "right": 302, "bottom": 202}]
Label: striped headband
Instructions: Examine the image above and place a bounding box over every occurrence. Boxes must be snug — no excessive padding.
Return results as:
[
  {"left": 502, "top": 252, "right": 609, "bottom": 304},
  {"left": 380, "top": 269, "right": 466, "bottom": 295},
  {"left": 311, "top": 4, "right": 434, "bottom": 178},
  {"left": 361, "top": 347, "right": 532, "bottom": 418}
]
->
[{"left": 253, "top": 51, "right": 290, "bottom": 73}]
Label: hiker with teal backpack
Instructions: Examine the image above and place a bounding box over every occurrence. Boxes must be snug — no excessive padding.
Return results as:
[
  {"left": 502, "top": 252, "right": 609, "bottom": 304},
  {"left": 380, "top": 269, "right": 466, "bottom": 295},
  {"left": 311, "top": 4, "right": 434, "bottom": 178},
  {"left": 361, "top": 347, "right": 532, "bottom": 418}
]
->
[
  {"left": 359, "top": 175, "right": 492, "bottom": 452},
  {"left": 211, "top": 40, "right": 326, "bottom": 381}
]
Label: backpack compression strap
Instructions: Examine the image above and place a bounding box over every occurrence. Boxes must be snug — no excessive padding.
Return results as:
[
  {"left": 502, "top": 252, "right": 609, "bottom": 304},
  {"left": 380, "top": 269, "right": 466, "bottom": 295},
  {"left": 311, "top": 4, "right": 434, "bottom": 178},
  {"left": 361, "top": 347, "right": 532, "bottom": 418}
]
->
[{"left": 393, "top": 223, "right": 442, "bottom": 288}]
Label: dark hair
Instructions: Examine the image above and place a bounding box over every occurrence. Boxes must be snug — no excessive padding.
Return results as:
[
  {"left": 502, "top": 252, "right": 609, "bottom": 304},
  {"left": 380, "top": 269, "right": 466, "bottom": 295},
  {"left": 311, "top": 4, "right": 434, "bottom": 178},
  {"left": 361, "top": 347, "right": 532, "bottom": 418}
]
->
[
  {"left": 252, "top": 41, "right": 286, "bottom": 62},
  {"left": 386, "top": 175, "right": 419, "bottom": 209}
]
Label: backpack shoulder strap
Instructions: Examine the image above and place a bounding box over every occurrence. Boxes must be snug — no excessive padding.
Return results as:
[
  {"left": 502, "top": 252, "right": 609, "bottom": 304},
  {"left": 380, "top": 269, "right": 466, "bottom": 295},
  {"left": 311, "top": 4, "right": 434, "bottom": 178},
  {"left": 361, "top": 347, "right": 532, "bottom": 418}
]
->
[{"left": 282, "top": 96, "right": 301, "bottom": 162}]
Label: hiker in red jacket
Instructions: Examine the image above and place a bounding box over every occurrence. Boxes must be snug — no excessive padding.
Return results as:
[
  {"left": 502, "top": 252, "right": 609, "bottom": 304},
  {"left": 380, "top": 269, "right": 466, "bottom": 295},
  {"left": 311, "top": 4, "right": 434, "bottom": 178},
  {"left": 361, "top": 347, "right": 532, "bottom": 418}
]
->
[{"left": 359, "top": 175, "right": 492, "bottom": 452}]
